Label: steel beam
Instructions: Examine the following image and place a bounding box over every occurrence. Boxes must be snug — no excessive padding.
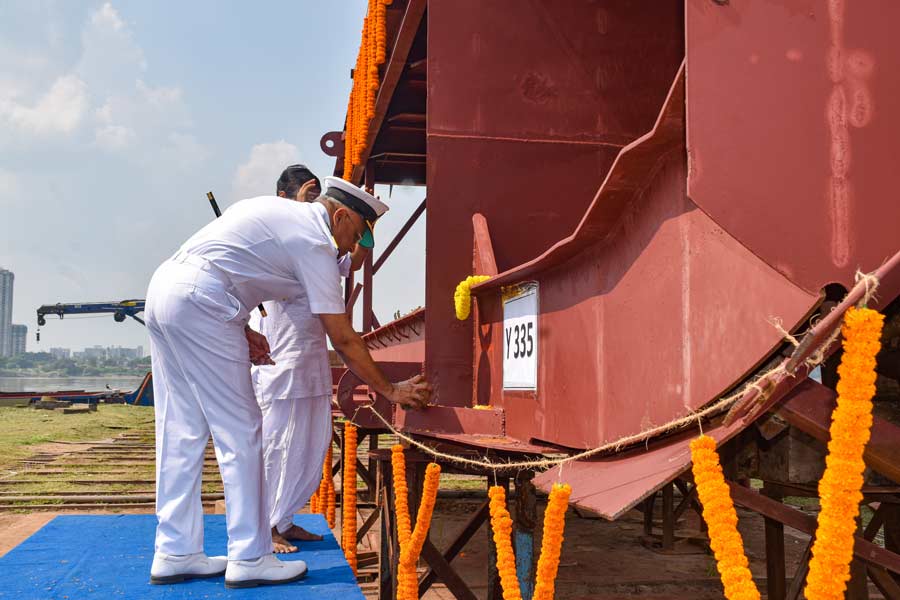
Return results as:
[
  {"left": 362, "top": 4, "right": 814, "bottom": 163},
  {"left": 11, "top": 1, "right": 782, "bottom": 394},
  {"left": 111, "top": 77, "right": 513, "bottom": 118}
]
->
[
  {"left": 418, "top": 500, "right": 490, "bottom": 593},
  {"left": 728, "top": 482, "right": 900, "bottom": 575},
  {"left": 373, "top": 198, "right": 426, "bottom": 274}
]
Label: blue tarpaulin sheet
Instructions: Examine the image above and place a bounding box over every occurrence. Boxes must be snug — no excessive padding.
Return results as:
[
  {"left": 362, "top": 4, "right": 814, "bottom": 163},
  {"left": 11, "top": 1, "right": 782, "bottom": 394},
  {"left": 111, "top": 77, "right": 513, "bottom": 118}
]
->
[{"left": 0, "top": 513, "right": 364, "bottom": 599}]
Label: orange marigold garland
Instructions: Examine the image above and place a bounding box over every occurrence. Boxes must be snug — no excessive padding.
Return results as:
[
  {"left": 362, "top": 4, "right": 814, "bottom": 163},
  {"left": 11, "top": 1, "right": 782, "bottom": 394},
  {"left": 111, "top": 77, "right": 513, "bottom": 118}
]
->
[
  {"left": 324, "top": 444, "right": 336, "bottom": 528},
  {"left": 392, "top": 444, "right": 412, "bottom": 546},
  {"left": 805, "top": 306, "right": 884, "bottom": 600},
  {"left": 488, "top": 486, "right": 523, "bottom": 600},
  {"left": 312, "top": 455, "right": 327, "bottom": 515},
  {"left": 487, "top": 482, "right": 570, "bottom": 600},
  {"left": 691, "top": 435, "right": 760, "bottom": 600},
  {"left": 342, "top": 0, "right": 392, "bottom": 180},
  {"left": 533, "top": 483, "right": 571, "bottom": 600},
  {"left": 392, "top": 445, "right": 442, "bottom": 600},
  {"left": 342, "top": 422, "right": 359, "bottom": 574}
]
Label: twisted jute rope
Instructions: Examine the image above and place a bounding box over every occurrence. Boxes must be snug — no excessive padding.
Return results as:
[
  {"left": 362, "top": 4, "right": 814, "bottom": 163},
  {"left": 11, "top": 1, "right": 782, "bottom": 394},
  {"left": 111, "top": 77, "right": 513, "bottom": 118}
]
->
[{"left": 363, "top": 270, "right": 882, "bottom": 473}]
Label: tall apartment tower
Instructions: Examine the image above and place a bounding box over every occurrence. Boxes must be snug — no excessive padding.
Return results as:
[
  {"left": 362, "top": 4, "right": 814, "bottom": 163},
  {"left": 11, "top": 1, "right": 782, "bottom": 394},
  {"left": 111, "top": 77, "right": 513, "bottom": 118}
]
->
[
  {"left": 10, "top": 324, "right": 27, "bottom": 356},
  {"left": 0, "top": 269, "right": 13, "bottom": 357}
]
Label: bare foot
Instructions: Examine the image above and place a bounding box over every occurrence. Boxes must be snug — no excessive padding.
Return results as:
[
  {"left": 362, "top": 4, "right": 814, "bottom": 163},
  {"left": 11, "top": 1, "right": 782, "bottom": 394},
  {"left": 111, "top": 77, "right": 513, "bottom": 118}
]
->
[
  {"left": 271, "top": 527, "right": 298, "bottom": 554},
  {"left": 280, "top": 524, "right": 323, "bottom": 542}
]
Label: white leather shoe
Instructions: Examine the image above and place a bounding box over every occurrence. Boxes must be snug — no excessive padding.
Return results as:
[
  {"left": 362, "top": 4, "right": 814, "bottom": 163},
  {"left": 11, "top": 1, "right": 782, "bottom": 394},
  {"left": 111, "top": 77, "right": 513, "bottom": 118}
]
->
[
  {"left": 149, "top": 552, "right": 227, "bottom": 584},
  {"left": 225, "top": 554, "right": 308, "bottom": 588}
]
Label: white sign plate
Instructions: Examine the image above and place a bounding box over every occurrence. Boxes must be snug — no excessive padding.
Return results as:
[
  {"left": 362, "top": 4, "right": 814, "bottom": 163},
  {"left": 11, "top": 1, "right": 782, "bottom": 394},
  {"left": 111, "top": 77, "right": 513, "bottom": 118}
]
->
[{"left": 502, "top": 283, "right": 538, "bottom": 390}]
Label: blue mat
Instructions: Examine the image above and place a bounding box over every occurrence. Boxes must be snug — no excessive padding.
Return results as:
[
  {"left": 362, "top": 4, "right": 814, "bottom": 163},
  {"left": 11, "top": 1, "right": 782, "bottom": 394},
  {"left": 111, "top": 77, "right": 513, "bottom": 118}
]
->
[{"left": 0, "top": 514, "right": 364, "bottom": 599}]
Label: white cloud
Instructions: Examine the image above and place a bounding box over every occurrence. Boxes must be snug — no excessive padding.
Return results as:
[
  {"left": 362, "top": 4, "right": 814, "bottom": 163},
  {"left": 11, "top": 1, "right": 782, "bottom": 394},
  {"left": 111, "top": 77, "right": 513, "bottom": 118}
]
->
[
  {"left": 95, "top": 123, "right": 135, "bottom": 150},
  {"left": 0, "top": 2, "right": 203, "bottom": 169},
  {"left": 232, "top": 141, "right": 302, "bottom": 200},
  {"left": 91, "top": 3, "right": 126, "bottom": 31},
  {"left": 0, "top": 169, "right": 19, "bottom": 198},
  {"left": 166, "top": 132, "right": 209, "bottom": 167},
  {"left": 77, "top": 2, "right": 146, "bottom": 89},
  {"left": 0, "top": 74, "right": 88, "bottom": 136}
]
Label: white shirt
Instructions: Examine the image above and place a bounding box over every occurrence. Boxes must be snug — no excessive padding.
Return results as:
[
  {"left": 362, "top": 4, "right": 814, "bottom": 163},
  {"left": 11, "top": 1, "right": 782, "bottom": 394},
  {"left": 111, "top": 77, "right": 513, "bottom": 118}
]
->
[
  {"left": 237, "top": 203, "right": 353, "bottom": 401},
  {"left": 177, "top": 197, "right": 345, "bottom": 319},
  {"left": 250, "top": 293, "right": 332, "bottom": 401},
  {"left": 249, "top": 251, "right": 353, "bottom": 401}
]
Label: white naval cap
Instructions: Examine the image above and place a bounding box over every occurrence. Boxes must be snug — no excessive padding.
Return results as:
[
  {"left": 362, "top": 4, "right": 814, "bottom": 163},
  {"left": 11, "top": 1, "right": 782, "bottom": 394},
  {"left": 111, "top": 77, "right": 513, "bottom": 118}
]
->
[{"left": 322, "top": 176, "right": 389, "bottom": 248}]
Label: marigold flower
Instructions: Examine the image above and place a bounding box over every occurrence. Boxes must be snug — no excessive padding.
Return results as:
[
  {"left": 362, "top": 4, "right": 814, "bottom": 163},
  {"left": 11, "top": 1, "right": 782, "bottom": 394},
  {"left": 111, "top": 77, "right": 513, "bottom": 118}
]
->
[
  {"left": 488, "top": 486, "right": 523, "bottom": 600},
  {"left": 324, "top": 444, "right": 336, "bottom": 528},
  {"left": 487, "top": 482, "right": 570, "bottom": 600},
  {"left": 691, "top": 434, "right": 760, "bottom": 600},
  {"left": 392, "top": 445, "right": 442, "bottom": 600},
  {"left": 342, "top": 423, "right": 359, "bottom": 573},
  {"left": 806, "top": 307, "right": 883, "bottom": 600},
  {"left": 454, "top": 275, "right": 491, "bottom": 320}
]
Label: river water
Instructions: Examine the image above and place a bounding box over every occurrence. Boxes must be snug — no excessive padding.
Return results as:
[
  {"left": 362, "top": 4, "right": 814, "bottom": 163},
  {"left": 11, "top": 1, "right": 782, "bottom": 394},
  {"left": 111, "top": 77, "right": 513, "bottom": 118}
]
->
[{"left": 0, "top": 376, "right": 146, "bottom": 393}]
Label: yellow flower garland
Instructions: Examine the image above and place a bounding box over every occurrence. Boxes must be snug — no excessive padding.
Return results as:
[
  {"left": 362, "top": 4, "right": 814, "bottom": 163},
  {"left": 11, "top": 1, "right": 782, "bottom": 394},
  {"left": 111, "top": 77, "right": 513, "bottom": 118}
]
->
[
  {"left": 392, "top": 445, "right": 442, "bottom": 600},
  {"left": 488, "top": 483, "right": 570, "bottom": 600},
  {"left": 691, "top": 435, "right": 760, "bottom": 600},
  {"left": 454, "top": 275, "right": 491, "bottom": 320},
  {"left": 805, "top": 307, "right": 883, "bottom": 600},
  {"left": 342, "top": 423, "right": 359, "bottom": 574}
]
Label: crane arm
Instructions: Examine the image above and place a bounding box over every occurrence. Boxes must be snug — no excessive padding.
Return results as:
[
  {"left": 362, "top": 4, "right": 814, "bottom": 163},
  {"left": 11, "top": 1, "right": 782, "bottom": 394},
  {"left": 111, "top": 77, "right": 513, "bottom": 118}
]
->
[{"left": 36, "top": 299, "right": 146, "bottom": 326}]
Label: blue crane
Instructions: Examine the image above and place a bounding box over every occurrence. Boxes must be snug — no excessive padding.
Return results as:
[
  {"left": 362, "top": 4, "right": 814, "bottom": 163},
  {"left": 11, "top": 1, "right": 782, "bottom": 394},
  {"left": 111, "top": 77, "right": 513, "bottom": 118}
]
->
[{"left": 36, "top": 299, "right": 146, "bottom": 328}]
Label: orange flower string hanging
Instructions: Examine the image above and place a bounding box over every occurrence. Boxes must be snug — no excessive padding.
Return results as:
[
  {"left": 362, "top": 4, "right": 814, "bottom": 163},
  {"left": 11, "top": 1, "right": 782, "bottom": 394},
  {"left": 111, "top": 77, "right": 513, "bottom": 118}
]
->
[
  {"left": 342, "top": 422, "right": 359, "bottom": 574},
  {"left": 341, "top": 0, "right": 391, "bottom": 180},
  {"left": 488, "top": 486, "right": 523, "bottom": 600},
  {"left": 324, "top": 444, "right": 336, "bottom": 528},
  {"left": 691, "top": 435, "right": 760, "bottom": 600},
  {"left": 392, "top": 445, "right": 442, "bottom": 600},
  {"left": 805, "top": 307, "right": 883, "bottom": 600},
  {"left": 487, "top": 482, "right": 570, "bottom": 600}
]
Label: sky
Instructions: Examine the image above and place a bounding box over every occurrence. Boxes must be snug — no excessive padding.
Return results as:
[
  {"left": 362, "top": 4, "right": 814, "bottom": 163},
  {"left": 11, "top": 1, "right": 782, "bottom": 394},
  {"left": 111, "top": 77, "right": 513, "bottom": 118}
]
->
[{"left": 0, "top": 1, "right": 426, "bottom": 353}]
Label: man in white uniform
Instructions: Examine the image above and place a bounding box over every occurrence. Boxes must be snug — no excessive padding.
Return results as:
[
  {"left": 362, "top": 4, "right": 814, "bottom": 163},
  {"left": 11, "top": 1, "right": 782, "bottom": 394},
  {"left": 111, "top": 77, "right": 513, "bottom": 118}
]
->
[
  {"left": 250, "top": 165, "right": 369, "bottom": 553},
  {"left": 146, "top": 180, "right": 430, "bottom": 588}
]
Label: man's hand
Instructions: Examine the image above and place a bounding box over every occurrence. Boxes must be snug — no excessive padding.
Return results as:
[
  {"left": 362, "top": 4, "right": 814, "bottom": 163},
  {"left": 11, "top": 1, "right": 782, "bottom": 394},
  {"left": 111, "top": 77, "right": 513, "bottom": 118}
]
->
[
  {"left": 385, "top": 374, "right": 432, "bottom": 409},
  {"left": 245, "top": 326, "right": 275, "bottom": 365},
  {"left": 320, "top": 313, "right": 431, "bottom": 409},
  {"left": 297, "top": 179, "right": 320, "bottom": 202}
]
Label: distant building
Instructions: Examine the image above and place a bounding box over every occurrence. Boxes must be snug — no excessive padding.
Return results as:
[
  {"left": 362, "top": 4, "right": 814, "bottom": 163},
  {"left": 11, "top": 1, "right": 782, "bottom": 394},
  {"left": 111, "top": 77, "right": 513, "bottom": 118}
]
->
[
  {"left": 107, "top": 345, "right": 143, "bottom": 361},
  {"left": 49, "top": 347, "right": 71, "bottom": 360},
  {"left": 0, "top": 268, "right": 12, "bottom": 357},
  {"left": 10, "top": 324, "right": 27, "bottom": 356},
  {"left": 82, "top": 345, "right": 108, "bottom": 360}
]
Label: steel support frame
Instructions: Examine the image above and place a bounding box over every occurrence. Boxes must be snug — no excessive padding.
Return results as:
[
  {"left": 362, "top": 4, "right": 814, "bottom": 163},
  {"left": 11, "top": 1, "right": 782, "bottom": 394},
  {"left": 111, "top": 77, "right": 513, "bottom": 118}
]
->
[
  {"left": 729, "top": 481, "right": 900, "bottom": 599},
  {"left": 372, "top": 447, "right": 538, "bottom": 600},
  {"left": 640, "top": 477, "right": 705, "bottom": 554},
  {"left": 344, "top": 191, "right": 426, "bottom": 333}
]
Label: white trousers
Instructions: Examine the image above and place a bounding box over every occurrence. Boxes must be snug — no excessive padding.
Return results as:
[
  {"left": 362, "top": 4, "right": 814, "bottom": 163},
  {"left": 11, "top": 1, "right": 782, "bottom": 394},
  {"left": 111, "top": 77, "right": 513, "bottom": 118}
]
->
[
  {"left": 259, "top": 394, "right": 333, "bottom": 533},
  {"left": 146, "top": 259, "right": 271, "bottom": 561}
]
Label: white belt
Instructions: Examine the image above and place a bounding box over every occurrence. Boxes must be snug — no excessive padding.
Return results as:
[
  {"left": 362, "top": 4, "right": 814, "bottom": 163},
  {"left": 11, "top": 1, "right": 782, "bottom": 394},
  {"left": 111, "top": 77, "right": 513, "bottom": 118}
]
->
[{"left": 169, "top": 251, "right": 235, "bottom": 291}]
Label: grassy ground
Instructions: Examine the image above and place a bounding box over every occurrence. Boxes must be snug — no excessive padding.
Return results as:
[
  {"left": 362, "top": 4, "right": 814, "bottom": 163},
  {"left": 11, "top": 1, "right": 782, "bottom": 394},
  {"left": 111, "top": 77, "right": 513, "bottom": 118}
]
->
[{"left": 0, "top": 405, "right": 154, "bottom": 471}]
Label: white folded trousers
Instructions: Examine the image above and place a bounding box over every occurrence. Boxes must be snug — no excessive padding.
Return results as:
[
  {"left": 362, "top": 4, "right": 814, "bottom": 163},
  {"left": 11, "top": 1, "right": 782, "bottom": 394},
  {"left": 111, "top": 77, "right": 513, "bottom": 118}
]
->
[
  {"left": 146, "top": 259, "right": 271, "bottom": 561},
  {"left": 259, "top": 394, "right": 333, "bottom": 533}
]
